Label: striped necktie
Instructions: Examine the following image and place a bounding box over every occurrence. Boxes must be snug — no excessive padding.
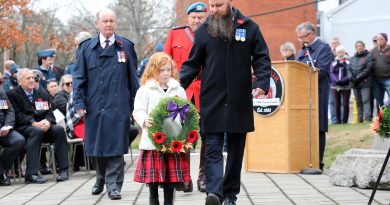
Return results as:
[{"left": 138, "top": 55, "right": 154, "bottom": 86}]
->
[
  {"left": 27, "top": 93, "right": 33, "bottom": 102},
  {"left": 104, "top": 39, "right": 110, "bottom": 49}
]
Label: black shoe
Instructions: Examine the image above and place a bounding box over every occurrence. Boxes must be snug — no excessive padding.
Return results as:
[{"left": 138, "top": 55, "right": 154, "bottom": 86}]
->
[
  {"left": 205, "top": 193, "right": 221, "bottom": 205},
  {"left": 108, "top": 189, "right": 122, "bottom": 200},
  {"left": 183, "top": 180, "right": 193, "bottom": 192},
  {"left": 0, "top": 173, "right": 10, "bottom": 186},
  {"left": 56, "top": 169, "right": 69, "bottom": 182},
  {"left": 25, "top": 174, "right": 47, "bottom": 184},
  {"left": 92, "top": 182, "right": 104, "bottom": 195},
  {"left": 39, "top": 164, "right": 53, "bottom": 175},
  {"left": 224, "top": 196, "right": 236, "bottom": 205}
]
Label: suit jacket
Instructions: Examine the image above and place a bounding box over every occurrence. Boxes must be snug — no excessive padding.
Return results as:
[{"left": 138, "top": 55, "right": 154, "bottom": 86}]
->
[
  {"left": 0, "top": 91, "right": 15, "bottom": 128},
  {"left": 6, "top": 86, "right": 56, "bottom": 127}
]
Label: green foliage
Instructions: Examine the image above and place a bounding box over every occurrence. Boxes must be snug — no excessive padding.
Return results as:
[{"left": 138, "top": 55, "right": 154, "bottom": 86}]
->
[
  {"left": 148, "top": 96, "right": 200, "bottom": 153},
  {"left": 324, "top": 123, "right": 374, "bottom": 170},
  {"left": 378, "top": 107, "right": 390, "bottom": 138}
]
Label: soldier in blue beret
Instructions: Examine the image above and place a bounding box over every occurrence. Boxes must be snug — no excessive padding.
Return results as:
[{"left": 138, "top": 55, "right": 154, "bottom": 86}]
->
[
  {"left": 186, "top": 2, "right": 208, "bottom": 14},
  {"left": 35, "top": 50, "right": 56, "bottom": 92}
]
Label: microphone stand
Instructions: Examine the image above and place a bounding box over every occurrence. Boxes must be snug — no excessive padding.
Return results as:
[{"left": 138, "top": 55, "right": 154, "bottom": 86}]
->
[{"left": 300, "top": 44, "right": 322, "bottom": 175}]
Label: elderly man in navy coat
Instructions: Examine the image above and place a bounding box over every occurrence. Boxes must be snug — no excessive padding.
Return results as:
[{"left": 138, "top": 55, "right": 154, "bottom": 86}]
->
[
  {"left": 180, "top": 0, "right": 271, "bottom": 204},
  {"left": 295, "top": 21, "right": 334, "bottom": 171},
  {"left": 72, "top": 8, "right": 139, "bottom": 200}
]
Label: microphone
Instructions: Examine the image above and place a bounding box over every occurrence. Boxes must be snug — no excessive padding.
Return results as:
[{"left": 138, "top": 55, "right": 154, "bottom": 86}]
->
[{"left": 303, "top": 42, "right": 316, "bottom": 71}]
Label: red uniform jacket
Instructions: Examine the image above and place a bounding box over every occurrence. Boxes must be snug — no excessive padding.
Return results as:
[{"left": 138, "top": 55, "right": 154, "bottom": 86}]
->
[{"left": 164, "top": 26, "right": 201, "bottom": 111}]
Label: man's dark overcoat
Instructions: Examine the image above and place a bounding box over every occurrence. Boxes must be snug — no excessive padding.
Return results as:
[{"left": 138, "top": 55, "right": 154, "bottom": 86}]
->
[
  {"left": 296, "top": 39, "right": 333, "bottom": 132},
  {"left": 180, "top": 8, "right": 271, "bottom": 134},
  {"left": 73, "top": 33, "right": 139, "bottom": 156}
]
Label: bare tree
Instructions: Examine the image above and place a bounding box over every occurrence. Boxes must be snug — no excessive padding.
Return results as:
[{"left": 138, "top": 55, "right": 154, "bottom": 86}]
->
[{"left": 112, "top": 0, "right": 176, "bottom": 61}]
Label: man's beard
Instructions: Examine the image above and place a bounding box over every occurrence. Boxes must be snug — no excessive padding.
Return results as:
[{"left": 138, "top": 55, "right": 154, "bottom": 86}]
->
[{"left": 207, "top": 7, "right": 234, "bottom": 40}]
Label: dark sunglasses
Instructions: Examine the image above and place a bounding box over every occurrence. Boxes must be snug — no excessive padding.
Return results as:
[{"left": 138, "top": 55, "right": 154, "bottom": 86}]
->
[{"left": 64, "top": 82, "right": 72, "bottom": 86}]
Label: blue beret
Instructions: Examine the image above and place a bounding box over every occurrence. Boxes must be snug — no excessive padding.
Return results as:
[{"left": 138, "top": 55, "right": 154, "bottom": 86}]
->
[
  {"left": 155, "top": 43, "right": 164, "bottom": 52},
  {"left": 36, "top": 50, "right": 56, "bottom": 58},
  {"left": 186, "top": 2, "right": 207, "bottom": 14}
]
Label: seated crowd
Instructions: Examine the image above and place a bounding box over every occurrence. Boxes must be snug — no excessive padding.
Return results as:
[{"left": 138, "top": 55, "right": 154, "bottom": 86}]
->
[{"left": 0, "top": 51, "right": 87, "bottom": 186}]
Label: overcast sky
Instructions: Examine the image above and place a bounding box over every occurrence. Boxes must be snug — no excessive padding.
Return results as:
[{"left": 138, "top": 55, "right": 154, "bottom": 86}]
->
[
  {"left": 31, "top": 0, "right": 339, "bottom": 23},
  {"left": 31, "top": 0, "right": 113, "bottom": 22}
]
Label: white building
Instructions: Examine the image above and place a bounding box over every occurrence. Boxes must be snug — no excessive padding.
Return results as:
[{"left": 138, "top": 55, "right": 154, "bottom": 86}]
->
[{"left": 325, "top": 0, "right": 390, "bottom": 54}]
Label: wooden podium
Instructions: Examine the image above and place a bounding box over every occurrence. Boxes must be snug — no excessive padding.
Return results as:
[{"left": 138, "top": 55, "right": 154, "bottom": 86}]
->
[{"left": 244, "top": 61, "right": 319, "bottom": 173}]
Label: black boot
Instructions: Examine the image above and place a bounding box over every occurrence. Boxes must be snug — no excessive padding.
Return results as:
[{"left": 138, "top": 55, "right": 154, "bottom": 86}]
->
[{"left": 197, "top": 142, "right": 206, "bottom": 192}]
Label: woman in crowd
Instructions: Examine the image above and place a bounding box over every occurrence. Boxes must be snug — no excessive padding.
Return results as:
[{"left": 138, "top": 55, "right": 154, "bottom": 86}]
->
[
  {"left": 349, "top": 41, "right": 374, "bottom": 122},
  {"left": 279, "top": 42, "right": 296, "bottom": 61},
  {"left": 329, "top": 46, "right": 351, "bottom": 124}
]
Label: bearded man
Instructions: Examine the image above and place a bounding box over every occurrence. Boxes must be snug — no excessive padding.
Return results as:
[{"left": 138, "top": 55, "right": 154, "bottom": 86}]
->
[{"left": 180, "top": 0, "right": 272, "bottom": 205}]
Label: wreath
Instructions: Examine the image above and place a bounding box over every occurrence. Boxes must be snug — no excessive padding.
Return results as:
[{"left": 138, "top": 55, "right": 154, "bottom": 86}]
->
[
  {"left": 148, "top": 96, "right": 200, "bottom": 153},
  {"left": 372, "top": 106, "right": 390, "bottom": 139}
]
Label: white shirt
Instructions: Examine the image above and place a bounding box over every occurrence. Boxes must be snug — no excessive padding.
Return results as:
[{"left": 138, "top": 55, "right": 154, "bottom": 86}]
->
[{"left": 99, "top": 33, "right": 115, "bottom": 49}]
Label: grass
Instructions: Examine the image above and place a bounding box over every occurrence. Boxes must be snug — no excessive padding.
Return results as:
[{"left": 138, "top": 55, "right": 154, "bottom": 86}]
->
[
  {"left": 131, "top": 122, "right": 377, "bottom": 171},
  {"left": 324, "top": 122, "right": 374, "bottom": 170}
]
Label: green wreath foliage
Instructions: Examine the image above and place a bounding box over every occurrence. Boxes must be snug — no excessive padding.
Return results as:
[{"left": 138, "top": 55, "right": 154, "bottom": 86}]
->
[
  {"left": 378, "top": 107, "right": 390, "bottom": 138},
  {"left": 148, "top": 96, "right": 200, "bottom": 153}
]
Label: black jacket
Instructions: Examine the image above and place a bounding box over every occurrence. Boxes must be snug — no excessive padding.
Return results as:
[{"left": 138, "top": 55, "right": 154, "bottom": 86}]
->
[
  {"left": 180, "top": 8, "right": 271, "bottom": 133},
  {"left": 0, "top": 91, "right": 15, "bottom": 128},
  {"left": 349, "top": 50, "right": 374, "bottom": 88},
  {"left": 7, "top": 86, "right": 56, "bottom": 127},
  {"left": 54, "top": 90, "right": 70, "bottom": 116}
]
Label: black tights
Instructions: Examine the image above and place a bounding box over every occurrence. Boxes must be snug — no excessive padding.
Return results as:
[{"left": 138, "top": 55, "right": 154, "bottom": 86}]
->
[{"left": 149, "top": 183, "right": 174, "bottom": 205}]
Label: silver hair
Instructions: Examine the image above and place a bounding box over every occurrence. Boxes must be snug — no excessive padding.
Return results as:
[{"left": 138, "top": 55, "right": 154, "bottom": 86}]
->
[
  {"left": 75, "top": 31, "right": 92, "bottom": 43},
  {"left": 280, "top": 42, "right": 296, "bottom": 55},
  {"left": 296, "top": 21, "right": 316, "bottom": 33},
  {"left": 58, "top": 74, "right": 72, "bottom": 92},
  {"left": 96, "top": 8, "right": 116, "bottom": 21},
  {"left": 16, "top": 68, "right": 32, "bottom": 82},
  {"left": 335, "top": 45, "right": 347, "bottom": 54}
]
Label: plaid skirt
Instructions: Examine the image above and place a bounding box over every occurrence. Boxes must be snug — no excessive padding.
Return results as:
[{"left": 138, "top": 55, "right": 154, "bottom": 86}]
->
[{"left": 134, "top": 150, "right": 191, "bottom": 183}]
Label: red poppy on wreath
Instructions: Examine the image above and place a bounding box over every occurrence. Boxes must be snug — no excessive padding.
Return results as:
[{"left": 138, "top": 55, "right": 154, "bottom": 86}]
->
[
  {"left": 170, "top": 140, "right": 183, "bottom": 153},
  {"left": 386, "top": 52, "right": 390, "bottom": 57},
  {"left": 38, "top": 98, "right": 42, "bottom": 102},
  {"left": 153, "top": 132, "right": 166, "bottom": 144},
  {"left": 187, "top": 130, "right": 198, "bottom": 143}
]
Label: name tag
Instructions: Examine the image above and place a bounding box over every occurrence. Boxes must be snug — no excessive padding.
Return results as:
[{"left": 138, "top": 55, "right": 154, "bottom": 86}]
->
[
  {"left": 0, "top": 100, "right": 8, "bottom": 109},
  {"left": 35, "top": 101, "right": 49, "bottom": 110}
]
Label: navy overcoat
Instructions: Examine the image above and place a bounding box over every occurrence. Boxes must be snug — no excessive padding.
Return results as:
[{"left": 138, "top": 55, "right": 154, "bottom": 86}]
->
[
  {"left": 73, "top": 33, "right": 139, "bottom": 156},
  {"left": 296, "top": 39, "right": 333, "bottom": 132}
]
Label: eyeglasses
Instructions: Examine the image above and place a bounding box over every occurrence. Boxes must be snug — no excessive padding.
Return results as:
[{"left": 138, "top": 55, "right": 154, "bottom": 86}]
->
[
  {"left": 297, "top": 32, "right": 312, "bottom": 40},
  {"left": 64, "top": 82, "right": 72, "bottom": 86}
]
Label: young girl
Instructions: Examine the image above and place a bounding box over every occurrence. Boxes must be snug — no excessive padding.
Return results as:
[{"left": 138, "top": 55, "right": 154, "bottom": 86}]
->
[{"left": 133, "top": 52, "right": 191, "bottom": 205}]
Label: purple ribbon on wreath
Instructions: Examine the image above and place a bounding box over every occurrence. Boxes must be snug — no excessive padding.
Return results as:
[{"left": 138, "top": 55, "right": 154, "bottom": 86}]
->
[{"left": 167, "top": 101, "right": 190, "bottom": 122}]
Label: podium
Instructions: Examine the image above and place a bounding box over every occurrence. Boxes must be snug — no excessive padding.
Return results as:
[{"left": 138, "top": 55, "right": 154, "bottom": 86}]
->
[{"left": 244, "top": 61, "right": 319, "bottom": 173}]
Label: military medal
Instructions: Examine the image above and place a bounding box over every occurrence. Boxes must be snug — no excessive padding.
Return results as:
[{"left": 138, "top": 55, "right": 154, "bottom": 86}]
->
[
  {"left": 0, "top": 100, "right": 8, "bottom": 109},
  {"left": 117, "top": 51, "right": 122, "bottom": 62},
  {"left": 35, "top": 101, "right": 49, "bottom": 110},
  {"left": 117, "top": 51, "right": 126, "bottom": 63},
  {"left": 120, "top": 51, "right": 126, "bottom": 62},
  {"left": 235, "top": 29, "right": 241, "bottom": 41},
  {"left": 240, "top": 29, "right": 246, "bottom": 42}
]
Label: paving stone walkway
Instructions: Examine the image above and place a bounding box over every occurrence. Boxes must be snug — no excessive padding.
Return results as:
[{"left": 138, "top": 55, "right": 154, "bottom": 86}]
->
[{"left": 0, "top": 152, "right": 388, "bottom": 205}]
